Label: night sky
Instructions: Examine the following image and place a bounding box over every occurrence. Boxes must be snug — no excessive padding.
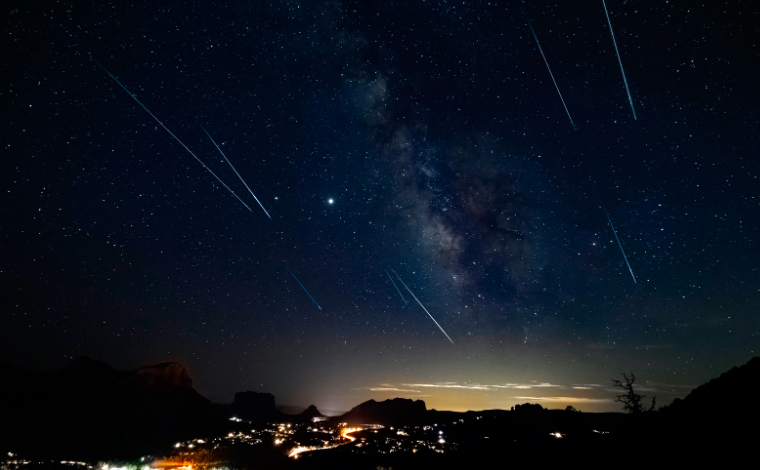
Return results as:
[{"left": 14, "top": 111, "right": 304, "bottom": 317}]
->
[{"left": 2, "top": 0, "right": 758, "bottom": 413}]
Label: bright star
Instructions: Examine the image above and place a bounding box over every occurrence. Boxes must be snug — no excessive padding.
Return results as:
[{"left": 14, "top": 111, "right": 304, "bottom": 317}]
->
[{"left": 328, "top": 198, "right": 334, "bottom": 204}]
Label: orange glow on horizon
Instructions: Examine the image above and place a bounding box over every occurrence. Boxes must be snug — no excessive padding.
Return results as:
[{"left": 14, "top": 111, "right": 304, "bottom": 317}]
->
[
  {"left": 151, "top": 461, "right": 194, "bottom": 470},
  {"left": 344, "top": 389, "right": 617, "bottom": 413}
]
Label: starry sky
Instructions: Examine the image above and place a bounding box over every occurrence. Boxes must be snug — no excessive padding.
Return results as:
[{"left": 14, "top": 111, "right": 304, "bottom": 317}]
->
[{"left": 2, "top": 0, "right": 758, "bottom": 413}]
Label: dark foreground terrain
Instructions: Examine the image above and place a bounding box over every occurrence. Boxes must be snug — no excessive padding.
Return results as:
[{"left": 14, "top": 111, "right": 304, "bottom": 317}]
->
[{"left": 2, "top": 357, "right": 758, "bottom": 468}]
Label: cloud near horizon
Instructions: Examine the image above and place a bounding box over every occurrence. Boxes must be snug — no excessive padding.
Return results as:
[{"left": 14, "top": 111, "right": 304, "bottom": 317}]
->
[
  {"left": 403, "top": 383, "right": 492, "bottom": 391},
  {"left": 368, "top": 387, "right": 423, "bottom": 393},
  {"left": 370, "top": 381, "right": 570, "bottom": 392},
  {"left": 514, "top": 396, "right": 614, "bottom": 404}
]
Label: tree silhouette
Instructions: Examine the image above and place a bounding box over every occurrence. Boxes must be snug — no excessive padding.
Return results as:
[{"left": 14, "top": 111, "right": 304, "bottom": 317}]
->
[{"left": 613, "top": 372, "right": 656, "bottom": 413}]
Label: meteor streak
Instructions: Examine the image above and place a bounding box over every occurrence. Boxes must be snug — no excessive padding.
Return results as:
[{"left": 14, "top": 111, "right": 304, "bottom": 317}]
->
[
  {"left": 391, "top": 269, "right": 454, "bottom": 344},
  {"left": 197, "top": 122, "right": 272, "bottom": 220},
  {"left": 282, "top": 261, "right": 322, "bottom": 311},
  {"left": 527, "top": 18, "right": 576, "bottom": 130},
  {"left": 602, "top": 0, "right": 637, "bottom": 120},
  {"left": 87, "top": 53, "right": 253, "bottom": 212},
  {"left": 385, "top": 268, "right": 411, "bottom": 310},
  {"left": 604, "top": 208, "right": 637, "bottom": 285}
]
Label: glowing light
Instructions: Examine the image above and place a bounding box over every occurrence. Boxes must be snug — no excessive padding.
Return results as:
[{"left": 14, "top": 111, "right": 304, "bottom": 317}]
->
[
  {"left": 289, "top": 443, "right": 342, "bottom": 458},
  {"left": 288, "top": 446, "right": 311, "bottom": 457},
  {"left": 550, "top": 432, "right": 564, "bottom": 439},
  {"left": 328, "top": 198, "right": 334, "bottom": 204},
  {"left": 341, "top": 427, "right": 362, "bottom": 442}
]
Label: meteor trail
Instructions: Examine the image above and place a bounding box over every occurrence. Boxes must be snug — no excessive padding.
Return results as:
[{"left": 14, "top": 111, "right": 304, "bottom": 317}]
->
[
  {"left": 282, "top": 261, "right": 322, "bottom": 311},
  {"left": 391, "top": 269, "right": 454, "bottom": 344},
  {"left": 197, "top": 122, "right": 272, "bottom": 220},
  {"left": 527, "top": 18, "right": 576, "bottom": 130},
  {"left": 602, "top": 0, "right": 637, "bottom": 120},
  {"left": 385, "top": 268, "right": 411, "bottom": 310},
  {"left": 86, "top": 53, "right": 253, "bottom": 212},
  {"left": 604, "top": 208, "right": 637, "bottom": 285}
]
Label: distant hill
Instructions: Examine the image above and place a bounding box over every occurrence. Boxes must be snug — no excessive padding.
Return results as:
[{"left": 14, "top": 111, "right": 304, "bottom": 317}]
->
[
  {"left": 297, "top": 404, "right": 326, "bottom": 422},
  {"left": 230, "top": 390, "right": 283, "bottom": 421},
  {"left": 663, "top": 356, "right": 760, "bottom": 419},
  {"left": 339, "top": 398, "right": 427, "bottom": 426},
  {"left": 0, "top": 357, "right": 219, "bottom": 460}
]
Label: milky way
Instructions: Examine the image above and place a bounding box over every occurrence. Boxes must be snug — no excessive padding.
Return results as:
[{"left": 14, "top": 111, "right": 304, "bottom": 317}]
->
[{"left": 1, "top": 1, "right": 758, "bottom": 413}]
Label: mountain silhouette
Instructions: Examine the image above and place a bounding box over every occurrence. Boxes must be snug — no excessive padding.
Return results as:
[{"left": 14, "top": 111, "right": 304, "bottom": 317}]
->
[
  {"left": 657, "top": 355, "right": 760, "bottom": 452},
  {"left": 338, "top": 398, "right": 427, "bottom": 426},
  {"left": 0, "top": 357, "right": 217, "bottom": 460},
  {"left": 230, "top": 390, "right": 284, "bottom": 422},
  {"left": 663, "top": 356, "right": 760, "bottom": 418},
  {"left": 296, "top": 404, "right": 326, "bottom": 422}
]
